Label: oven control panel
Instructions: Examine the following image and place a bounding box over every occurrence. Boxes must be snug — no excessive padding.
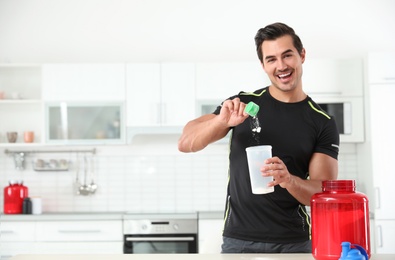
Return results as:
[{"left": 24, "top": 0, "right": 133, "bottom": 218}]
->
[{"left": 123, "top": 219, "right": 197, "bottom": 234}]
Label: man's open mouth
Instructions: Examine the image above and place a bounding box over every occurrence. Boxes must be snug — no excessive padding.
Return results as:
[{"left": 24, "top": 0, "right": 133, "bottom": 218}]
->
[{"left": 277, "top": 71, "right": 292, "bottom": 80}]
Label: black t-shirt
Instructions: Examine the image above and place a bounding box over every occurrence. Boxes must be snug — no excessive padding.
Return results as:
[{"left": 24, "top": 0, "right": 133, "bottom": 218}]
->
[{"left": 214, "top": 87, "right": 339, "bottom": 243}]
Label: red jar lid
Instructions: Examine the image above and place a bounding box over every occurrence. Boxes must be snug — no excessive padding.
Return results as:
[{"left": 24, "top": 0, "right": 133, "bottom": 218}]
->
[{"left": 322, "top": 180, "right": 355, "bottom": 192}]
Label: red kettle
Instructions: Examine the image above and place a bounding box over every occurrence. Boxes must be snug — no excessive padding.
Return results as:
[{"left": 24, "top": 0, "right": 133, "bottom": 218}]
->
[{"left": 3, "top": 180, "right": 29, "bottom": 214}]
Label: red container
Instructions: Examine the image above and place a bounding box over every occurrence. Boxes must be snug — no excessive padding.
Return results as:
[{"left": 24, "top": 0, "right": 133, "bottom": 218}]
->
[
  {"left": 311, "top": 180, "right": 370, "bottom": 260},
  {"left": 3, "top": 181, "right": 29, "bottom": 214}
]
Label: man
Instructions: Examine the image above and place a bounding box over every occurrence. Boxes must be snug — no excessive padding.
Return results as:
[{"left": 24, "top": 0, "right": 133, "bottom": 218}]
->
[{"left": 178, "top": 22, "right": 339, "bottom": 253}]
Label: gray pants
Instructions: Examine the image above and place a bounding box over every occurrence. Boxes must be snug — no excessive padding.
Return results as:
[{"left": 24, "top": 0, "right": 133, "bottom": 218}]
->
[{"left": 221, "top": 236, "right": 312, "bottom": 253}]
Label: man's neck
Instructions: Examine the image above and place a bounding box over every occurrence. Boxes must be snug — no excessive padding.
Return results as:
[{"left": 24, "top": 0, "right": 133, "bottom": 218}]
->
[{"left": 268, "top": 85, "right": 307, "bottom": 103}]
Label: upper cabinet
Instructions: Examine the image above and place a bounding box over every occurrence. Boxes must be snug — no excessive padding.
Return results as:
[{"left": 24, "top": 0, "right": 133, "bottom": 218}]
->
[
  {"left": 42, "top": 64, "right": 126, "bottom": 101},
  {"left": 126, "top": 62, "right": 195, "bottom": 127},
  {"left": 45, "top": 102, "right": 125, "bottom": 145},
  {"left": 42, "top": 64, "right": 127, "bottom": 144},
  {"left": 0, "top": 64, "right": 43, "bottom": 145},
  {"left": 303, "top": 58, "right": 364, "bottom": 97},
  {"left": 0, "top": 60, "right": 367, "bottom": 145},
  {"left": 195, "top": 62, "right": 269, "bottom": 101},
  {"left": 368, "top": 52, "right": 395, "bottom": 84}
]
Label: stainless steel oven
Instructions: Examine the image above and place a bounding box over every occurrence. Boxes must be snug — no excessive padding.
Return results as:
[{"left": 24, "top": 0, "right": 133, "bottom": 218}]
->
[{"left": 123, "top": 213, "right": 198, "bottom": 254}]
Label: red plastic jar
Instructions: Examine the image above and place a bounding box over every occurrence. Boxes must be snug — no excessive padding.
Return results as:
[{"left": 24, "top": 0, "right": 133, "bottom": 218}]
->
[
  {"left": 3, "top": 181, "right": 29, "bottom": 214},
  {"left": 311, "top": 180, "right": 370, "bottom": 260}
]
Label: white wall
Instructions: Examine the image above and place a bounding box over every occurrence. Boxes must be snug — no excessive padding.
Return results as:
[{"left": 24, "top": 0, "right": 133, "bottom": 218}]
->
[{"left": 0, "top": 0, "right": 394, "bottom": 63}]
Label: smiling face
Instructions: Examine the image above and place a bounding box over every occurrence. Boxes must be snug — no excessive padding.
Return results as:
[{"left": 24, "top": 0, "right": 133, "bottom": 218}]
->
[{"left": 261, "top": 35, "right": 306, "bottom": 100}]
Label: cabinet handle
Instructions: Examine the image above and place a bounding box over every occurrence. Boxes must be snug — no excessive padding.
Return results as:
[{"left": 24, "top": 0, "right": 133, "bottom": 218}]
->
[
  {"left": 126, "top": 236, "right": 195, "bottom": 242},
  {"left": 162, "top": 103, "right": 167, "bottom": 124},
  {"left": 156, "top": 103, "right": 161, "bottom": 124},
  {"left": 375, "top": 187, "right": 381, "bottom": 209},
  {"left": 0, "top": 230, "right": 15, "bottom": 234},
  {"left": 376, "top": 225, "right": 383, "bottom": 248},
  {"left": 58, "top": 229, "right": 101, "bottom": 233}
]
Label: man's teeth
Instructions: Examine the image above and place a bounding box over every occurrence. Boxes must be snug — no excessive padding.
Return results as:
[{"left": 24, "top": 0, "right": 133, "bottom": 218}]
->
[{"left": 278, "top": 72, "right": 291, "bottom": 78}]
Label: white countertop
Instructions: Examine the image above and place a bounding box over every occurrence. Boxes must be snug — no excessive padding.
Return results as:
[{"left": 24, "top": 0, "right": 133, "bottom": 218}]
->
[
  {"left": 0, "top": 212, "right": 125, "bottom": 221},
  {"left": 8, "top": 254, "right": 395, "bottom": 260},
  {"left": 0, "top": 211, "right": 222, "bottom": 221}
]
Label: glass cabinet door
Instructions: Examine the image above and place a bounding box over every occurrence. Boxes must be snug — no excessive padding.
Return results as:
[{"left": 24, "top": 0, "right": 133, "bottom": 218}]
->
[{"left": 46, "top": 102, "right": 124, "bottom": 144}]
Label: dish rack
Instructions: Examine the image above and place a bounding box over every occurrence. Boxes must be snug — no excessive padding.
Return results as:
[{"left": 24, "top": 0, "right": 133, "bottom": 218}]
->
[{"left": 32, "top": 159, "right": 70, "bottom": 171}]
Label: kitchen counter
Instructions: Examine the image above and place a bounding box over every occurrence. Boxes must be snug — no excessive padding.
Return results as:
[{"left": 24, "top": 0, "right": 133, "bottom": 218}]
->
[
  {"left": 0, "top": 212, "right": 124, "bottom": 221},
  {"left": 8, "top": 254, "right": 395, "bottom": 260},
  {"left": 1, "top": 211, "right": 214, "bottom": 221}
]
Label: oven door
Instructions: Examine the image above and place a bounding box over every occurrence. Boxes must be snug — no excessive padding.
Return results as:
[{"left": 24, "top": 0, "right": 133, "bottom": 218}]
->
[{"left": 123, "top": 234, "right": 198, "bottom": 254}]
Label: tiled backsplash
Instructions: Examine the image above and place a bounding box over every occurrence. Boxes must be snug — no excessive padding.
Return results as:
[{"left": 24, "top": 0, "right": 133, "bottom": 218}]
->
[{"left": 0, "top": 141, "right": 359, "bottom": 213}]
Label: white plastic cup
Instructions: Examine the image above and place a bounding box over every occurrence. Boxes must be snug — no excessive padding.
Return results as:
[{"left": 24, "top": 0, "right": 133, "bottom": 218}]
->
[
  {"left": 245, "top": 145, "right": 274, "bottom": 194},
  {"left": 31, "top": 197, "right": 42, "bottom": 214}
]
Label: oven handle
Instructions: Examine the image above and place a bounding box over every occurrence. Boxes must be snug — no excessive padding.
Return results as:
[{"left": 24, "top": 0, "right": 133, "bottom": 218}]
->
[{"left": 126, "top": 236, "right": 195, "bottom": 242}]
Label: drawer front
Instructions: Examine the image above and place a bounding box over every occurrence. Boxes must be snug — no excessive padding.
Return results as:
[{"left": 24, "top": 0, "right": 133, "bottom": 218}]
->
[
  {"left": 33, "top": 241, "right": 123, "bottom": 254},
  {"left": 36, "top": 220, "right": 122, "bottom": 242},
  {"left": 0, "top": 222, "right": 36, "bottom": 241}
]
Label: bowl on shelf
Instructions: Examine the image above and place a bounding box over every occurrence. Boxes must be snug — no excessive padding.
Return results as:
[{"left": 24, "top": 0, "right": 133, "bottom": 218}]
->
[{"left": 7, "top": 132, "right": 18, "bottom": 143}]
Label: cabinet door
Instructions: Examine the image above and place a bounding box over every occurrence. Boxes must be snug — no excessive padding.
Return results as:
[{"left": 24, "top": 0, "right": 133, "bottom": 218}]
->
[
  {"left": 161, "top": 62, "right": 195, "bottom": 126},
  {"left": 368, "top": 52, "right": 395, "bottom": 84},
  {"left": 36, "top": 220, "right": 122, "bottom": 242},
  {"left": 126, "top": 63, "right": 161, "bottom": 126},
  {"left": 375, "top": 220, "right": 395, "bottom": 254},
  {"left": 46, "top": 102, "right": 124, "bottom": 144},
  {"left": 33, "top": 241, "right": 123, "bottom": 254},
  {"left": 198, "top": 219, "right": 223, "bottom": 253},
  {"left": 0, "top": 221, "right": 36, "bottom": 241},
  {"left": 1, "top": 242, "right": 40, "bottom": 259},
  {"left": 303, "top": 58, "right": 363, "bottom": 96},
  {"left": 370, "top": 84, "right": 395, "bottom": 219},
  {"left": 126, "top": 62, "right": 196, "bottom": 127},
  {"left": 195, "top": 62, "right": 268, "bottom": 101},
  {"left": 42, "top": 64, "right": 125, "bottom": 101}
]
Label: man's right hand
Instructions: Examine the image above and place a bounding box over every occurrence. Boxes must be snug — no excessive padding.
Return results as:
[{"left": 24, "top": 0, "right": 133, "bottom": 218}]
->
[{"left": 218, "top": 98, "right": 249, "bottom": 128}]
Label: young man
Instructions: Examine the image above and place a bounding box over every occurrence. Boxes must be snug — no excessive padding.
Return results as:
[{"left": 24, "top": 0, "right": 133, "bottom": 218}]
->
[{"left": 178, "top": 22, "right": 339, "bottom": 253}]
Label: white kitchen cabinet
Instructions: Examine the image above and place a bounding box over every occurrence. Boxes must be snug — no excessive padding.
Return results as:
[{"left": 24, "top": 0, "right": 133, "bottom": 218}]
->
[
  {"left": 368, "top": 52, "right": 395, "bottom": 84},
  {"left": 161, "top": 62, "right": 196, "bottom": 126},
  {"left": 126, "top": 63, "right": 161, "bottom": 126},
  {"left": 0, "top": 65, "right": 43, "bottom": 145},
  {"left": 0, "top": 219, "right": 123, "bottom": 258},
  {"left": 303, "top": 58, "right": 364, "bottom": 97},
  {"left": 42, "top": 64, "right": 125, "bottom": 101},
  {"left": 0, "top": 242, "right": 40, "bottom": 260},
  {"left": 35, "top": 220, "right": 123, "bottom": 254},
  {"left": 198, "top": 218, "right": 223, "bottom": 253},
  {"left": 45, "top": 102, "right": 125, "bottom": 144},
  {"left": 369, "top": 83, "right": 395, "bottom": 220},
  {"left": 195, "top": 61, "right": 268, "bottom": 102},
  {"left": 0, "top": 221, "right": 37, "bottom": 259},
  {"left": 32, "top": 242, "right": 122, "bottom": 254},
  {"left": 0, "top": 221, "right": 36, "bottom": 241},
  {"left": 368, "top": 52, "right": 395, "bottom": 254},
  {"left": 375, "top": 220, "right": 395, "bottom": 254},
  {"left": 126, "top": 62, "right": 195, "bottom": 127},
  {"left": 35, "top": 220, "right": 122, "bottom": 242}
]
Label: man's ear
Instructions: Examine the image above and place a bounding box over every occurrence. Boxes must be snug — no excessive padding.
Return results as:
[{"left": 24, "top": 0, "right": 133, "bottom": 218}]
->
[
  {"left": 261, "top": 61, "right": 267, "bottom": 73},
  {"left": 300, "top": 48, "right": 306, "bottom": 64}
]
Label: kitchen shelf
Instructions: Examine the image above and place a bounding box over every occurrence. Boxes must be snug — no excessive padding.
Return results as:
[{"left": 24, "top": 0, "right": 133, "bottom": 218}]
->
[{"left": 0, "top": 99, "right": 42, "bottom": 104}]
